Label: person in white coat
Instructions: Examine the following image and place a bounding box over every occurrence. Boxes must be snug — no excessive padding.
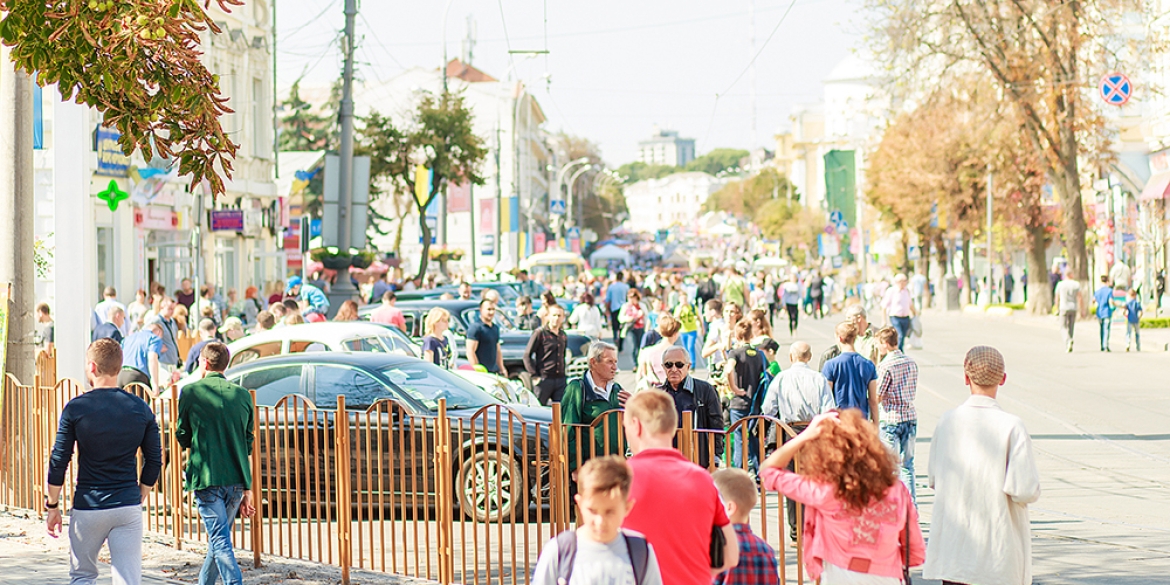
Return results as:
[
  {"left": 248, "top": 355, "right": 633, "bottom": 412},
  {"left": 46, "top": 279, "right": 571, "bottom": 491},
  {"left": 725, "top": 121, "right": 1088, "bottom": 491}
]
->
[{"left": 923, "top": 346, "right": 1041, "bottom": 585}]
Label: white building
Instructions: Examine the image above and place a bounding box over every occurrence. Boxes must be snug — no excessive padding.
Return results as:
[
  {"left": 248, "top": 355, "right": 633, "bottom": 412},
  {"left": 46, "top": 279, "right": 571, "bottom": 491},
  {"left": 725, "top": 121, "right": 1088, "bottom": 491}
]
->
[
  {"left": 624, "top": 172, "right": 726, "bottom": 234},
  {"left": 333, "top": 59, "right": 551, "bottom": 275},
  {"left": 637, "top": 127, "right": 696, "bottom": 167},
  {"left": 41, "top": 1, "right": 277, "bottom": 380}
]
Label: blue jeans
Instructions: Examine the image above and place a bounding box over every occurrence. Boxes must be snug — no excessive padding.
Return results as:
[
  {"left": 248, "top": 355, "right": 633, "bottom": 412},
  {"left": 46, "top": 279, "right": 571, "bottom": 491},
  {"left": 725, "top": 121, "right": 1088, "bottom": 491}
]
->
[
  {"left": 880, "top": 421, "right": 916, "bottom": 504},
  {"left": 890, "top": 316, "right": 912, "bottom": 352},
  {"left": 1098, "top": 317, "right": 1112, "bottom": 350},
  {"left": 1127, "top": 321, "right": 1141, "bottom": 351},
  {"left": 195, "top": 485, "right": 246, "bottom": 585},
  {"left": 729, "top": 408, "right": 759, "bottom": 472},
  {"left": 680, "top": 330, "right": 698, "bottom": 365}
]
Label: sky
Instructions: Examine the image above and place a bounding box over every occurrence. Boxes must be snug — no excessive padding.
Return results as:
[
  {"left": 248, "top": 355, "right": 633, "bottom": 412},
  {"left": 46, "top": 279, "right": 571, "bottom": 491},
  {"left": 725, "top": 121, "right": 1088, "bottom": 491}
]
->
[{"left": 273, "top": 0, "right": 860, "bottom": 165}]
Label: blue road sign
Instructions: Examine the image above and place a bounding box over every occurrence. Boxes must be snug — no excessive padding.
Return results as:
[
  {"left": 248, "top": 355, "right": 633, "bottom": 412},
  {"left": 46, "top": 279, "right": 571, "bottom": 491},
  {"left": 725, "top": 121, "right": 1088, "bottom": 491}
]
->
[
  {"left": 567, "top": 227, "right": 580, "bottom": 239},
  {"left": 550, "top": 199, "right": 566, "bottom": 215},
  {"left": 1100, "top": 72, "right": 1132, "bottom": 106},
  {"left": 829, "top": 210, "right": 844, "bottom": 224}
]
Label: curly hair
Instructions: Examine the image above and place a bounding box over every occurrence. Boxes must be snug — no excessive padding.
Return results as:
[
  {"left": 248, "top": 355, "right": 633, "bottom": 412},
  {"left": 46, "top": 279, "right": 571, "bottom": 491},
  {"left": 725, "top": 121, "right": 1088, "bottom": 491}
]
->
[{"left": 797, "top": 409, "right": 898, "bottom": 512}]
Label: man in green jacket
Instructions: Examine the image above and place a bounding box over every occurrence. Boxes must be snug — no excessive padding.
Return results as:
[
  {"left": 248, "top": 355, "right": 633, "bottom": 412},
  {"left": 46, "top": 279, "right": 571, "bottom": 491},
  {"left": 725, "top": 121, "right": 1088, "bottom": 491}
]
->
[
  {"left": 176, "top": 342, "right": 254, "bottom": 585},
  {"left": 561, "top": 342, "right": 630, "bottom": 476}
]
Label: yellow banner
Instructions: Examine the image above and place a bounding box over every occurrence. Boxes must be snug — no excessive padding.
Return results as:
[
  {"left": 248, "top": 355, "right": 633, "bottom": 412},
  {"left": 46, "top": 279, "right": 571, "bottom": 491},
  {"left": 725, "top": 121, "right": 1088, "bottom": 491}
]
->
[{"left": 414, "top": 165, "right": 431, "bottom": 205}]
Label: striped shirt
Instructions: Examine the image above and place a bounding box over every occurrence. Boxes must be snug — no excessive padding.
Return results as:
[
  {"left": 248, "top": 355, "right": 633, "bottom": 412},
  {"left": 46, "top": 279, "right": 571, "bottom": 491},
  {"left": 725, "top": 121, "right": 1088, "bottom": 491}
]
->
[{"left": 877, "top": 350, "right": 918, "bottom": 424}]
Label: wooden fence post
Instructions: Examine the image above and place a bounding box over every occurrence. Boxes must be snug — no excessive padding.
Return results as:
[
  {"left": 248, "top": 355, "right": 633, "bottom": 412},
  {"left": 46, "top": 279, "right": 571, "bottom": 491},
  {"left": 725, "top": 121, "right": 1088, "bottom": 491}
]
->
[
  {"left": 548, "top": 403, "right": 566, "bottom": 534},
  {"left": 434, "top": 398, "right": 454, "bottom": 585},
  {"left": 681, "top": 411, "right": 695, "bottom": 463},
  {"left": 335, "top": 396, "right": 352, "bottom": 585},
  {"left": 250, "top": 390, "right": 263, "bottom": 568}
]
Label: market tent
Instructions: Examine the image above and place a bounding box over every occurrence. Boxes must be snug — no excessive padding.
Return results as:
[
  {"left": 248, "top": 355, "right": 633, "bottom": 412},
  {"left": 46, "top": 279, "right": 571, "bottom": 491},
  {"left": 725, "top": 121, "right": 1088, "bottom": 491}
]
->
[
  {"left": 708, "top": 223, "right": 737, "bottom": 236},
  {"left": 663, "top": 251, "right": 689, "bottom": 267},
  {"left": 589, "top": 244, "right": 631, "bottom": 266}
]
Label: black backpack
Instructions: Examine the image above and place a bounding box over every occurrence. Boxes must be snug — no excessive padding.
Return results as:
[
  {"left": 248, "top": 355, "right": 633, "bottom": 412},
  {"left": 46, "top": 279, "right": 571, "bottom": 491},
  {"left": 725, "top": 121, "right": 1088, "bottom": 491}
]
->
[{"left": 555, "top": 530, "right": 650, "bottom": 585}]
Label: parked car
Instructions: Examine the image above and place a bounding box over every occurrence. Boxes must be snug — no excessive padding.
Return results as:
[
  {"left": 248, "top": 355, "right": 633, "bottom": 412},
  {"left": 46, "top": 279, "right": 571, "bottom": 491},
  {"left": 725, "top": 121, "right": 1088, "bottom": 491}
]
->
[
  {"left": 455, "top": 369, "right": 541, "bottom": 407},
  {"left": 220, "top": 322, "right": 420, "bottom": 369},
  {"left": 361, "top": 300, "right": 592, "bottom": 386},
  {"left": 227, "top": 352, "right": 552, "bottom": 521}
]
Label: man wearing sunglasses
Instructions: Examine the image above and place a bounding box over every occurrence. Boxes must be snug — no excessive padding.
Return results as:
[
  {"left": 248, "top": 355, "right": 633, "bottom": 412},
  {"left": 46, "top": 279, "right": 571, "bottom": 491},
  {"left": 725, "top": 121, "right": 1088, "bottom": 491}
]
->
[{"left": 659, "top": 347, "right": 725, "bottom": 469}]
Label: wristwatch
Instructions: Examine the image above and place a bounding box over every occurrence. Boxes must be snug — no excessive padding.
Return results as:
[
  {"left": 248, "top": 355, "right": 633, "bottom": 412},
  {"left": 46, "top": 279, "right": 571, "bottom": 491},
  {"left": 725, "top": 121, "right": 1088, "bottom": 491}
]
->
[{"left": 44, "top": 498, "right": 59, "bottom": 510}]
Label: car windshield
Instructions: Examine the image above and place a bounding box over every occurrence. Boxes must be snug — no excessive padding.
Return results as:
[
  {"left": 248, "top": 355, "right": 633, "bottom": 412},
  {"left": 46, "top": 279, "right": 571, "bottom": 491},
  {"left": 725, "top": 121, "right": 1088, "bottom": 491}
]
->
[
  {"left": 379, "top": 362, "right": 499, "bottom": 411},
  {"left": 463, "top": 308, "right": 517, "bottom": 331}
]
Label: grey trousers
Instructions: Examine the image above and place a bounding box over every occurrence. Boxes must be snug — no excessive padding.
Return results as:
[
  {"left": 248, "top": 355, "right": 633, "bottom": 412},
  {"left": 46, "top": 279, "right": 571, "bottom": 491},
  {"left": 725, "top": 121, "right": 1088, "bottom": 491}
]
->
[{"left": 69, "top": 505, "right": 142, "bottom": 585}]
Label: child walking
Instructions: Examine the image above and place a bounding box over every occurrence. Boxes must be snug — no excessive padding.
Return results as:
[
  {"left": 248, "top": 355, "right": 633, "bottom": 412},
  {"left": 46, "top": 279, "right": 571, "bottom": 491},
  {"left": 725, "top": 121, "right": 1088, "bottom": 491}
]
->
[{"left": 713, "top": 468, "right": 780, "bottom": 585}]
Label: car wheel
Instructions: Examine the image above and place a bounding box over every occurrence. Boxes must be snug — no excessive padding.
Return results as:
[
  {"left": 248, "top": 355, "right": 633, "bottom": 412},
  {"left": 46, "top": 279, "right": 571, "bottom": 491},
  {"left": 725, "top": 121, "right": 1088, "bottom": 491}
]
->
[{"left": 457, "top": 447, "right": 523, "bottom": 522}]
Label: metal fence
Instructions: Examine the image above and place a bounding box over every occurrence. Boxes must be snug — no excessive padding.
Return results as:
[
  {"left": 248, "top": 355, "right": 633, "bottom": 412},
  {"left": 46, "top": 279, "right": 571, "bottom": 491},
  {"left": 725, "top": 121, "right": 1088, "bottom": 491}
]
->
[{"left": 0, "top": 353, "right": 810, "bottom": 584}]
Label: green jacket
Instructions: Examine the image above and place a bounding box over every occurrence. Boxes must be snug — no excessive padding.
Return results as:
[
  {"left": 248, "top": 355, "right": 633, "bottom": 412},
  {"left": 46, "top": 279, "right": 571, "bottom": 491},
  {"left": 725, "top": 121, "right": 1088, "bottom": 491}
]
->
[
  {"left": 176, "top": 373, "right": 254, "bottom": 491},
  {"left": 561, "top": 374, "right": 625, "bottom": 472}
]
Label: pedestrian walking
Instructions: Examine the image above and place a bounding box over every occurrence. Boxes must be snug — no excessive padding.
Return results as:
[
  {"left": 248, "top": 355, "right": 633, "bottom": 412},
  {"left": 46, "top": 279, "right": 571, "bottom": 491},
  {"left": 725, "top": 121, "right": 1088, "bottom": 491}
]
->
[
  {"left": 92, "top": 306, "right": 125, "bottom": 344},
  {"left": 561, "top": 343, "right": 630, "bottom": 475},
  {"left": 619, "top": 288, "right": 648, "bottom": 366},
  {"left": 45, "top": 339, "right": 162, "bottom": 585},
  {"left": 725, "top": 321, "right": 767, "bottom": 471},
  {"left": 621, "top": 390, "right": 738, "bottom": 584},
  {"left": 35, "top": 302, "right": 55, "bottom": 352},
  {"left": 712, "top": 468, "right": 780, "bottom": 585},
  {"left": 818, "top": 305, "right": 878, "bottom": 369},
  {"left": 369, "top": 290, "right": 407, "bottom": 332},
  {"left": 881, "top": 274, "right": 915, "bottom": 352},
  {"left": 467, "top": 299, "right": 506, "bottom": 374},
  {"left": 759, "top": 410, "right": 925, "bottom": 583},
  {"left": 516, "top": 296, "right": 543, "bottom": 330},
  {"left": 780, "top": 275, "right": 802, "bottom": 336},
  {"left": 923, "top": 346, "right": 1041, "bottom": 585},
  {"left": 421, "top": 307, "right": 454, "bottom": 368},
  {"left": 821, "top": 321, "right": 879, "bottom": 424},
  {"left": 1125, "top": 289, "right": 1142, "bottom": 351},
  {"left": 1094, "top": 275, "right": 1116, "bottom": 351},
  {"left": 604, "top": 273, "right": 630, "bottom": 350},
  {"left": 721, "top": 267, "right": 747, "bottom": 308},
  {"left": 673, "top": 298, "right": 702, "bottom": 366},
  {"left": 657, "top": 347, "right": 724, "bottom": 469},
  {"left": 760, "top": 341, "right": 834, "bottom": 541},
  {"left": 94, "top": 286, "right": 128, "bottom": 336},
  {"left": 701, "top": 299, "right": 728, "bottom": 366},
  {"left": 286, "top": 276, "right": 330, "bottom": 318},
  {"left": 176, "top": 278, "right": 197, "bottom": 312},
  {"left": 569, "top": 292, "right": 604, "bottom": 339},
  {"left": 636, "top": 314, "right": 682, "bottom": 391},
  {"left": 1053, "top": 273, "right": 1082, "bottom": 352},
  {"left": 176, "top": 342, "right": 255, "bottom": 585},
  {"left": 808, "top": 273, "right": 825, "bottom": 319},
  {"left": 875, "top": 326, "right": 918, "bottom": 503},
  {"left": 182, "top": 318, "right": 219, "bottom": 375},
  {"left": 524, "top": 304, "right": 569, "bottom": 405},
  {"left": 532, "top": 456, "right": 663, "bottom": 585},
  {"left": 119, "top": 321, "right": 164, "bottom": 390}
]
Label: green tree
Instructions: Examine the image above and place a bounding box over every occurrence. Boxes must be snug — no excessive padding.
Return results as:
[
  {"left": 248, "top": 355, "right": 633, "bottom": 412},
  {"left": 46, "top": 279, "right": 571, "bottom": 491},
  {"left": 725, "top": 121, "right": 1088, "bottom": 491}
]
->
[
  {"left": 615, "top": 161, "right": 678, "bottom": 184},
  {"left": 684, "top": 148, "right": 748, "bottom": 175},
  {"left": 704, "top": 167, "right": 795, "bottom": 216},
  {"left": 0, "top": 0, "right": 241, "bottom": 196},
  {"left": 279, "top": 81, "right": 329, "bottom": 151},
  {"left": 359, "top": 92, "right": 487, "bottom": 278}
]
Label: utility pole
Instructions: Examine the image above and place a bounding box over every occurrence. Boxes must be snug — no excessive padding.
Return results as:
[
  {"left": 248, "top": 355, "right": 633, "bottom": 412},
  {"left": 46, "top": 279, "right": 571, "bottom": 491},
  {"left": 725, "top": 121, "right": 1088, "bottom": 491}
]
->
[
  {"left": 986, "top": 169, "right": 994, "bottom": 305},
  {"left": 272, "top": 0, "right": 279, "bottom": 178},
  {"left": 327, "top": 0, "right": 359, "bottom": 310},
  {"left": 749, "top": 0, "right": 757, "bottom": 150},
  {"left": 439, "top": 0, "right": 457, "bottom": 255},
  {"left": 0, "top": 46, "right": 35, "bottom": 384}
]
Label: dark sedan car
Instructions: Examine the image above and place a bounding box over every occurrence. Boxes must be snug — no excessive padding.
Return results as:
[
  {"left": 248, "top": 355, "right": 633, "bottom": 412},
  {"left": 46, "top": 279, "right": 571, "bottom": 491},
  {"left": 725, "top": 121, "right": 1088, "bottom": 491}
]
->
[
  {"left": 226, "top": 352, "right": 553, "bottom": 521},
  {"left": 360, "top": 300, "right": 592, "bottom": 386}
]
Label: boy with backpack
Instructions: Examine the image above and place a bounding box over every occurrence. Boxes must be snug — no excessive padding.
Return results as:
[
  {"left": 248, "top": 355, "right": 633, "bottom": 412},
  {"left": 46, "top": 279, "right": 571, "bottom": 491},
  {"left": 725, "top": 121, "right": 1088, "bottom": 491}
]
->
[
  {"left": 713, "top": 469, "right": 780, "bottom": 585},
  {"left": 533, "top": 456, "right": 663, "bottom": 585}
]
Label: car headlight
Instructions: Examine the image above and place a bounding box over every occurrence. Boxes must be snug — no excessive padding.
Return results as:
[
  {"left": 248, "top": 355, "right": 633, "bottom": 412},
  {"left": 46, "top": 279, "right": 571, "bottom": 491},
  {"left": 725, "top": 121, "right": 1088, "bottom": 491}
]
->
[{"left": 578, "top": 341, "right": 590, "bottom": 358}]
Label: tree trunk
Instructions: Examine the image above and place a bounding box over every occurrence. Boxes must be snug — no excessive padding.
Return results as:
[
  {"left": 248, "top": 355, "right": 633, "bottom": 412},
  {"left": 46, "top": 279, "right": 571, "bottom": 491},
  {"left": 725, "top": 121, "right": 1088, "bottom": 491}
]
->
[
  {"left": 899, "top": 229, "right": 911, "bottom": 275},
  {"left": 1054, "top": 160, "right": 1089, "bottom": 282},
  {"left": 416, "top": 211, "right": 432, "bottom": 281},
  {"left": 921, "top": 230, "right": 933, "bottom": 307},
  {"left": 935, "top": 232, "right": 949, "bottom": 276},
  {"left": 1025, "top": 223, "right": 1052, "bottom": 315},
  {"left": 961, "top": 232, "right": 973, "bottom": 304}
]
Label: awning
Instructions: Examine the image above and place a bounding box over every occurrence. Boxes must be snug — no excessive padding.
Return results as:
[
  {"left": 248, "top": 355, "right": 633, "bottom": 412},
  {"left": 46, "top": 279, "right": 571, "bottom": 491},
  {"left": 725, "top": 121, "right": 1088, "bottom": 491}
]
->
[{"left": 1139, "top": 171, "right": 1170, "bottom": 200}]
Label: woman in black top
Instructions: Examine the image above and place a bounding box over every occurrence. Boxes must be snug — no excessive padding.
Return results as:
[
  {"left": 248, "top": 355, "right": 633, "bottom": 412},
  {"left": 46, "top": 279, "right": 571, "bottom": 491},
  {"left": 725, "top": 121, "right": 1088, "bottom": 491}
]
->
[{"left": 421, "top": 307, "right": 452, "bottom": 368}]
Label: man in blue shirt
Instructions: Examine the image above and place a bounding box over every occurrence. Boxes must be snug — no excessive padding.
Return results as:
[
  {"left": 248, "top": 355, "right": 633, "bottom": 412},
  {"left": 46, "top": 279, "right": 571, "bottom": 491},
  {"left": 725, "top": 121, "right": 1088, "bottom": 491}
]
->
[
  {"left": 467, "top": 299, "right": 506, "bottom": 374},
  {"left": 286, "top": 276, "right": 330, "bottom": 317},
  {"left": 119, "top": 321, "right": 163, "bottom": 390},
  {"left": 45, "top": 338, "right": 162, "bottom": 585},
  {"left": 604, "top": 272, "right": 630, "bottom": 350},
  {"left": 821, "top": 321, "right": 878, "bottom": 424},
  {"left": 1094, "top": 275, "right": 1115, "bottom": 352}
]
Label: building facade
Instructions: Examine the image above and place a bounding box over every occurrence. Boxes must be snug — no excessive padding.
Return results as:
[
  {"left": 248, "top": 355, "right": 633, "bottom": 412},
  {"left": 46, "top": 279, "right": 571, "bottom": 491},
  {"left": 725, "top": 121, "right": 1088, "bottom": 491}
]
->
[
  {"left": 637, "top": 127, "right": 696, "bottom": 167},
  {"left": 624, "top": 172, "right": 725, "bottom": 234}
]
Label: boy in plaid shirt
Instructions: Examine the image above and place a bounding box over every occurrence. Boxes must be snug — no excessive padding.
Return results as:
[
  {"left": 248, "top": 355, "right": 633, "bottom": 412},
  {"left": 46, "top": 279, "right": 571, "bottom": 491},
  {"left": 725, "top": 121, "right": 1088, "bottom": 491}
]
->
[
  {"left": 713, "top": 469, "right": 779, "bottom": 585},
  {"left": 876, "top": 326, "right": 919, "bottom": 504}
]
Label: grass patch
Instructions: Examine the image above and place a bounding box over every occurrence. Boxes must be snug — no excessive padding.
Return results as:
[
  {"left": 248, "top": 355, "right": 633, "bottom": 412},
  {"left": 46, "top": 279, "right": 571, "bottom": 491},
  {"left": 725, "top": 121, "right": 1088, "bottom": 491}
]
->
[
  {"left": 989, "top": 302, "right": 1026, "bottom": 311},
  {"left": 1140, "top": 317, "right": 1170, "bottom": 329}
]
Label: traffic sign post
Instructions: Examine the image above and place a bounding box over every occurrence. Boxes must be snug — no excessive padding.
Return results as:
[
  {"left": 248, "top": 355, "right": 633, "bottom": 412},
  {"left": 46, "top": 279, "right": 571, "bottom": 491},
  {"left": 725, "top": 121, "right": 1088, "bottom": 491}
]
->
[
  {"left": 1100, "top": 72, "right": 1132, "bottom": 106},
  {"left": 550, "top": 199, "right": 566, "bottom": 215}
]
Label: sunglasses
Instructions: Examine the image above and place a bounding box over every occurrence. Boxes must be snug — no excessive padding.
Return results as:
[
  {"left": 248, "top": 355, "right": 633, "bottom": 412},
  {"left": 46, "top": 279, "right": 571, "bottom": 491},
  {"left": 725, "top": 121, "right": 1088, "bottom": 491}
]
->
[{"left": 663, "top": 361, "right": 689, "bottom": 370}]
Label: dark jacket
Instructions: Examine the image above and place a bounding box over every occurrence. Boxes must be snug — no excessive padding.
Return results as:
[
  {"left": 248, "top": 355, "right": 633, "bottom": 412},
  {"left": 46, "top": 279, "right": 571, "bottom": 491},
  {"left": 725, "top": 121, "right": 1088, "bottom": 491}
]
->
[
  {"left": 660, "top": 376, "right": 725, "bottom": 469},
  {"left": 561, "top": 374, "right": 624, "bottom": 472},
  {"left": 523, "top": 326, "right": 568, "bottom": 379}
]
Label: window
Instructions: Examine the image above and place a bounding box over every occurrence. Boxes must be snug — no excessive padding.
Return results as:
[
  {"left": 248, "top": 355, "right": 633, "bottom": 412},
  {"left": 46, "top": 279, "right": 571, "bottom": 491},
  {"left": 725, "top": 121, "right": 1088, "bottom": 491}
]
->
[
  {"left": 231, "top": 341, "right": 283, "bottom": 367},
  {"left": 252, "top": 77, "right": 268, "bottom": 157},
  {"left": 379, "top": 362, "right": 497, "bottom": 412},
  {"left": 289, "top": 340, "right": 329, "bottom": 353},
  {"left": 342, "top": 336, "right": 391, "bottom": 353},
  {"left": 312, "top": 365, "right": 393, "bottom": 410},
  {"left": 402, "top": 313, "right": 419, "bottom": 337},
  {"left": 237, "top": 365, "right": 303, "bottom": 406}
]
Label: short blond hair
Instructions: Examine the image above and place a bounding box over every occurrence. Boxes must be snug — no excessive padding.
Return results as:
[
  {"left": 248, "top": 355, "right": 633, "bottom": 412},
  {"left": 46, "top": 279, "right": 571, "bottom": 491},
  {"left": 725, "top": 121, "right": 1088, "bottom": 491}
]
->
[
  {"left": 424, "top": 307, "right": 450, "bottom": 336},
  {"left": 625, "top": 389, "right": 677, "bottom": 436},
  {"left": 578, "top": 455, "right": 633, "bottom": 498},
  {"left": 713, "top": 468, "right": 758, "bottom": 512}
]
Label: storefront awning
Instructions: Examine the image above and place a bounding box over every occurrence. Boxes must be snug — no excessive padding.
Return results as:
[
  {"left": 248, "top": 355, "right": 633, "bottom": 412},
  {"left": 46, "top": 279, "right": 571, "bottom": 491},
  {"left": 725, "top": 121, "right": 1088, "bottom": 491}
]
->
[{"left": 1139, "top": 171, "right": 1170, "bottom": 200}]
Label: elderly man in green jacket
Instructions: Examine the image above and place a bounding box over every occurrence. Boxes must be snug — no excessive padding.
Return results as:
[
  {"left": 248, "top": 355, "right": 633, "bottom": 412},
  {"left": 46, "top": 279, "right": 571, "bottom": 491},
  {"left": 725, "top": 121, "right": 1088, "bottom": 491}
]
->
[
  {"left": 176, "top": 342, "right": 254, "bottom": 585},
  {"left": 560, "top": 342, "right": 631, "bottom": 476}
]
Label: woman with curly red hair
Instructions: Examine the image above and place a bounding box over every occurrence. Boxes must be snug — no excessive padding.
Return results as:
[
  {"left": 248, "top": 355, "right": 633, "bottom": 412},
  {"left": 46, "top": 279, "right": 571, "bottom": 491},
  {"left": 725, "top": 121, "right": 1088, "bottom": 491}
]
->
[{"left": 760, "top": 409, "right": 925, "bottom": 584}]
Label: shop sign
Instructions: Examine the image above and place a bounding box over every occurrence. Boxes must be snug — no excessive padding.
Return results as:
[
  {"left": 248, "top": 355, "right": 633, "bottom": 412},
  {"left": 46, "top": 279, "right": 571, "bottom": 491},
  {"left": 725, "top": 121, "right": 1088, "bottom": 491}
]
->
[
  {"left": 210, "top": 209, "right": 245, "bottom": 231},
  {"left": 95, "top": 126, "right": 130, "bottom": 177},
  {"left": 134, "top": 207, "right": 177, "bottom": 230}
]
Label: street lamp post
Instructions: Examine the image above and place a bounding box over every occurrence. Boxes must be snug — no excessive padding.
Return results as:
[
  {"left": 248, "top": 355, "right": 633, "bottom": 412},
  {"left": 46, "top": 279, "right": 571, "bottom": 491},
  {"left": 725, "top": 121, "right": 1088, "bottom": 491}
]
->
[{"left": 567, "top": 163, "right": 593, "bottom": 232}]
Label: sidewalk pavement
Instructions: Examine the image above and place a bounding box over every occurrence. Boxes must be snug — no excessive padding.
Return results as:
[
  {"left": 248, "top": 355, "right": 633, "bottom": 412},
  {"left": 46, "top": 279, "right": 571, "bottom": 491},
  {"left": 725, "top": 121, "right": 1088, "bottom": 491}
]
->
[{"left": 0, "top": 537, "right": 179, "bottom": 584}]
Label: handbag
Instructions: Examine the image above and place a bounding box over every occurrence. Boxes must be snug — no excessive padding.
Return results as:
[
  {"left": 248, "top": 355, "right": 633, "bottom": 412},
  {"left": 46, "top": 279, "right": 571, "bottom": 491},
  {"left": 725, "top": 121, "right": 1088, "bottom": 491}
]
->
[
  {"left": 709, "top": 523, "right": 726, "bottom": 568},
  {"left": 902, "top": 500, "right": 913, "bottom": 584}
]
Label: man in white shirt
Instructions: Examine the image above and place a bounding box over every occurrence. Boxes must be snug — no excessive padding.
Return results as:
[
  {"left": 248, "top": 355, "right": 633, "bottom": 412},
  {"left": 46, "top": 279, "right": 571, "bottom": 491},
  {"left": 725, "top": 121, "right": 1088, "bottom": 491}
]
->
[
  {"left": 881, "top": 274, "right": 915, "bottom": 352},
  {"left": 923, "top": 346, "right": 1040, "bottom": 585},
  {"left": 93, "top": 287, "right": 128, "bottom": 336},
  {"left": 760, "top": 340, "right": 834, "bottom": 541},
  {"left": 1053, "top": 274, "right": 1083, "bottom": 352}
]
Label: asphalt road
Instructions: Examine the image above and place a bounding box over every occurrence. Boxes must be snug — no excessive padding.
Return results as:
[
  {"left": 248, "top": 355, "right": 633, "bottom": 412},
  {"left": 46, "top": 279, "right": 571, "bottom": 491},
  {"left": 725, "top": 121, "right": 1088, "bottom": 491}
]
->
[{"left": 676, "top": 306, "right": 1170, "bottom": 585}]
